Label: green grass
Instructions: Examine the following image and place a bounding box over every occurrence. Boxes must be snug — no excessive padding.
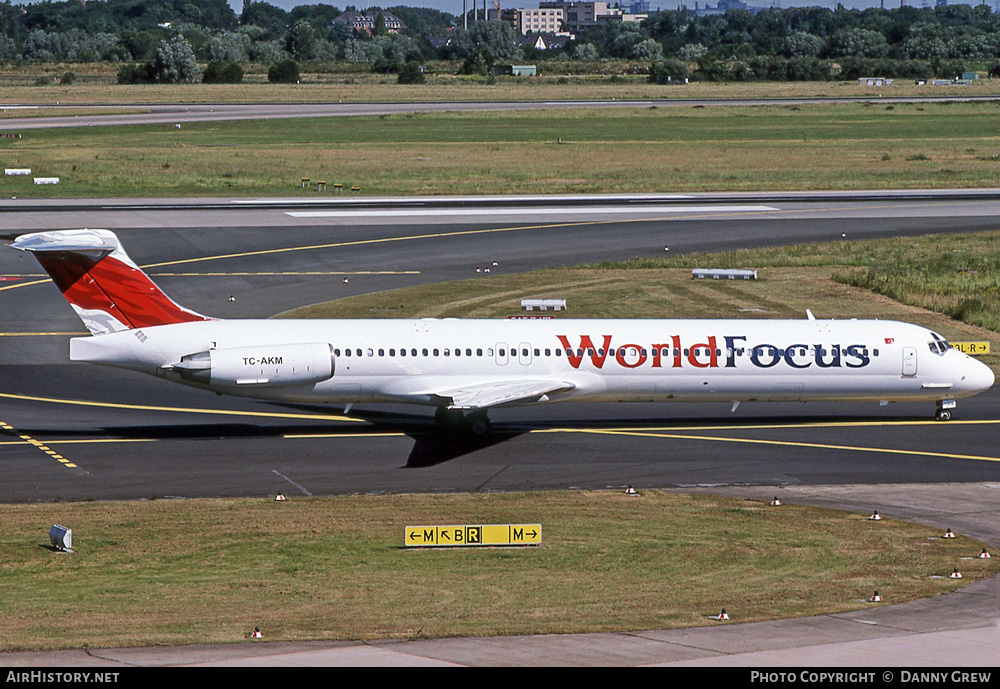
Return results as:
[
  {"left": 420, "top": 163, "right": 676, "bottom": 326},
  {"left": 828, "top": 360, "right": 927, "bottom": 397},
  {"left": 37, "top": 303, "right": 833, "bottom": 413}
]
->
[
  {"left": 5, "top": 65, "right": 1000, "bottom": 104},
  {"left": 1, "top": 492, "right": 994, "bottom": 650},
  {"left": 4, "top": 102, "right": 1000, "bottom": 196}
]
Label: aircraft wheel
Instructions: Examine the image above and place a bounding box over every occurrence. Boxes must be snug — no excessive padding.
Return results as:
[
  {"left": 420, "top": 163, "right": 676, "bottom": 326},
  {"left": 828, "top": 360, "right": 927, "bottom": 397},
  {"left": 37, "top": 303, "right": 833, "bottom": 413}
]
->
[
  {"left": 935, "top": 408, "right": 952, "bottom": 422},
  {"left": 468, "top": 414, "right": 491, "bottom": 436},
  {"left": 434, "top": 407, "right": 463, "bottom": 427}
]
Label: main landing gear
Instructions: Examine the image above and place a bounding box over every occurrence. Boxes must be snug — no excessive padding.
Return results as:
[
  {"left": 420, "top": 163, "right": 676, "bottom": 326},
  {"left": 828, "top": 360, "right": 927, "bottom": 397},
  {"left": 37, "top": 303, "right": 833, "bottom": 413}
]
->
[
  {"left": 434, "top": 407, "right": 492, "bottom": 436},
  {"left": 935, "top": 399, "right": 956, "bottom": 422}
]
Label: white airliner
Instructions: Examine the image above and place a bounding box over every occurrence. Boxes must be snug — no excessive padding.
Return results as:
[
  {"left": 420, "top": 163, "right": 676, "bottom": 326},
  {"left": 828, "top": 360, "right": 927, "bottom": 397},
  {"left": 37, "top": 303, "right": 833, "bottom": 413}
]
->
[{"left": 10, "top": 229, "right": 995, "bottom": 431}]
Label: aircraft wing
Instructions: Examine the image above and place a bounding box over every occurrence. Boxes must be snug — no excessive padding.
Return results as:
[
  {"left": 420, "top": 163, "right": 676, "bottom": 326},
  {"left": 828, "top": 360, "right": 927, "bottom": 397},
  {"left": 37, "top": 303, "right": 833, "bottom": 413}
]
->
[{"left": 433, "top": 379, "right": 576, "bottom": 409}]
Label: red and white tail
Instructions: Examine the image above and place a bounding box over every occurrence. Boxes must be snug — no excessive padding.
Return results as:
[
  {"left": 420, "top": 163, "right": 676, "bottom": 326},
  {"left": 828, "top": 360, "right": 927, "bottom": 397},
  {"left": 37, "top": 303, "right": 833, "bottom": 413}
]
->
[{"left": 12, "top": 229, "right": 212, "bottom": 335}]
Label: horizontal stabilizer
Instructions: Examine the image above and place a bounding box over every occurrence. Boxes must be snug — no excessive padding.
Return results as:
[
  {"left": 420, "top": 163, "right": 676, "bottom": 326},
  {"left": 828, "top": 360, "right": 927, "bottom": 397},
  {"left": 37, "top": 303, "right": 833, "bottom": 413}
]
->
[{"left": 12, "top": 230, "right": 119, "bottom": 255}]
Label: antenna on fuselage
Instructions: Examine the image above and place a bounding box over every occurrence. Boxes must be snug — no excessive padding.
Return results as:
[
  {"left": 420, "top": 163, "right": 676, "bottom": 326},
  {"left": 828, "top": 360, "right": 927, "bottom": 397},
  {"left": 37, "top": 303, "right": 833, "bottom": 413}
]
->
[{"left": 806, "top": 309, "right": 816, "bottom": 321}]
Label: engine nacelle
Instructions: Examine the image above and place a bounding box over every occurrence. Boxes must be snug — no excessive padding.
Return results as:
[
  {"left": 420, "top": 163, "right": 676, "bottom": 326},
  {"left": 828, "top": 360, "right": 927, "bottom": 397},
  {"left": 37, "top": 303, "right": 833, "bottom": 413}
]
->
[{"left": 172, "top": 342, "right": 334, "bottom": 388}]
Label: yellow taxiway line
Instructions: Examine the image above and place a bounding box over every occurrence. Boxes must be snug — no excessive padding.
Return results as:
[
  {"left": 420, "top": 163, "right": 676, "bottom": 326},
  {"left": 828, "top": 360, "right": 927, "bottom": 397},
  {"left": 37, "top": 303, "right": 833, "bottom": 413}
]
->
[
  {"left": 3, "top": 391, "right": 1000, "bottom": 464},
  {"left": 0, "top": 420, "right": 78, "bottom": 469}
]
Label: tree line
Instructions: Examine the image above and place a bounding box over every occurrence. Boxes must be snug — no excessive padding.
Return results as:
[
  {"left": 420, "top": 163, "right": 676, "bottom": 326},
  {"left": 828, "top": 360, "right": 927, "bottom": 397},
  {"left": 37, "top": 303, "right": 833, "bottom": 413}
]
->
[{"left": 2, "top": 0, "right": 1000, "bottom": 82}]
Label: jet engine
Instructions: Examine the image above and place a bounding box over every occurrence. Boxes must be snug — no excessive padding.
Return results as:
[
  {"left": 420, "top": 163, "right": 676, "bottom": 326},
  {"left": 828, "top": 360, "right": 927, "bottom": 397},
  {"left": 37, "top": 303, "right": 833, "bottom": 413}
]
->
[{"left": 171, "top": 342, "right": 334, "bottom": 388}]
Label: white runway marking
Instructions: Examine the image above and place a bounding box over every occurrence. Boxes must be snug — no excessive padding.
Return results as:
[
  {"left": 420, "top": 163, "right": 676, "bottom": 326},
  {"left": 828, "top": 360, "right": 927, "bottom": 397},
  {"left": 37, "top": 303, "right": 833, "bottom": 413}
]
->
[{"left": 285, "top": 205, "right": 779, "bottom": 218}]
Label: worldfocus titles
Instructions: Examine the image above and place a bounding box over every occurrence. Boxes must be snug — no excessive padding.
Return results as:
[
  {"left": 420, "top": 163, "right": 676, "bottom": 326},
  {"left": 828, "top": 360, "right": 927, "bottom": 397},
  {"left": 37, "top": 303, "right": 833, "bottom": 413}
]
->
[{"left": 555, "top": 335, "right": 873, "bottom": 370}]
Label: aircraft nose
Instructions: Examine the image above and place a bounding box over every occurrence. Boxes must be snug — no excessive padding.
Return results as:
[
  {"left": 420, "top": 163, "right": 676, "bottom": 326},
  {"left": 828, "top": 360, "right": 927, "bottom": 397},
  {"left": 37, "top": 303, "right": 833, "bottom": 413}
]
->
[{"left": 964, "top": 357, "right": 995, "bottom": 393}]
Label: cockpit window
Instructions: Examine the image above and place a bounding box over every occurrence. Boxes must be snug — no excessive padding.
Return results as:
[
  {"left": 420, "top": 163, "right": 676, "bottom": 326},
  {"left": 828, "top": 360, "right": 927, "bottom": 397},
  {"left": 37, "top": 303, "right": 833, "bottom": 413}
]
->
[{"left": 928, "top": 332, "right": 952, "bottom": 356}]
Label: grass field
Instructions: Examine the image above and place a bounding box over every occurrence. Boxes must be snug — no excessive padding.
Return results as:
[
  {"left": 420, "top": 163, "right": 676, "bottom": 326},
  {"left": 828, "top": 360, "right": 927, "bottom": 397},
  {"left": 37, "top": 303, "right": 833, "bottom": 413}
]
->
[
  {"left": 4, "top": 101, "right": 1000, "bottom": 196},
  {"left": 1, "top": 491, "right": 994, "bottom": 651},
  {"left": 5, "top": 63, "right": 1000, "bottom": 104}
]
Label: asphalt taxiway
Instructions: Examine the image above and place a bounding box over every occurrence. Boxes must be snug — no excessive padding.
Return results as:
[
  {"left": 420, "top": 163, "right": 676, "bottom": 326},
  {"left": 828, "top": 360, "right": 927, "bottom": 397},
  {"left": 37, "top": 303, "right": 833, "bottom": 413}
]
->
[{"left": 2, "top": 193, "right": 999, "bottom": 665}]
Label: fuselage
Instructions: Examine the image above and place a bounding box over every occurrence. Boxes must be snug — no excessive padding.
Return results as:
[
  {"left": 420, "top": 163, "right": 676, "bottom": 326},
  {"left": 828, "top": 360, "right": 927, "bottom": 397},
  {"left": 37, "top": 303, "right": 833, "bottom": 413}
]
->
[{"left": 69, "top": 317, "right": 995, "bottom": 409}]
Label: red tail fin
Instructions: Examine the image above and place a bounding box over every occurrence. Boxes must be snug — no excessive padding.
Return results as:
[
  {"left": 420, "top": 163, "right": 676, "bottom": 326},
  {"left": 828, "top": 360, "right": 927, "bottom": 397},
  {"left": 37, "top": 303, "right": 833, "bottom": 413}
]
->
[{"left": 12, "top": 229, "right": 212, "bottom": 335}]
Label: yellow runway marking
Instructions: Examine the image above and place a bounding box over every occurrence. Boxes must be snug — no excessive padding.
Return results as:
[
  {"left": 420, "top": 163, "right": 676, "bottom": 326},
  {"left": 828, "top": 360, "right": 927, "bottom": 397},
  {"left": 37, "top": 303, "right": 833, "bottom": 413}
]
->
[
  {"left": 149, "top": 271, "right": 421, "bottom": 276},
  {"left": 0, "top": 391, "right": 359, "bottom": 423},
  {"left": 0, "top": 332, "right": 88, "bottom": 337},
  {"left": 3, "top": 394, "right": 997, "bottom": 463},
  {"left": 138, "top": 209, "right": 804, "bottom": 271},
  {"left": 0, "top": 420, "right": 78, "bottom": 469},
  {"left": 285, "top": 432, "right": 407, "bottom": 439},
  {"left": 0, "top": 439, "right": 155, "bottom": 447},
  {"left": 576, "top": 428, "right": 1000, "bottom": 464},
  {"left": 0, "top": 277, "right": 48, "bottom": 293},
  {"left": 0, "top": 201, "right": 962, "bottom": 291}
]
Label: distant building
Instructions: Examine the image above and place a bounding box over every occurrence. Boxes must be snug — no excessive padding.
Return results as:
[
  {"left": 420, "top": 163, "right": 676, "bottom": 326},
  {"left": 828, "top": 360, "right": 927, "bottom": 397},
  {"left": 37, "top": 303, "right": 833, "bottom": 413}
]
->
[
  {"left": 537, "top": 2, "right": 646, "bottom": 33},
  {"left": 687, "top": 0, "right": 765, "bottom": 15},
  {"left": 490, "top": 7, "right": 566, "bottom": 35},
  {"left": 331, "top": 10, "right": 406, "bottom": 36}
]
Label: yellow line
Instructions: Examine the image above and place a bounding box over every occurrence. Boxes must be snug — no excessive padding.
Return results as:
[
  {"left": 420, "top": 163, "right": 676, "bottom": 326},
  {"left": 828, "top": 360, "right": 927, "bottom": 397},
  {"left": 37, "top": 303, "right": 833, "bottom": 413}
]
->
[
  {"left": 0, "top": 201, "right": 954, "bottom": 291},
  {"left": 558, "top": 419, "right": 1000, "bottom": 433},
  {"left": 285, "top": 432, "right": 407, "bottom": 439},
  {"left": 0, "top": 420, "right": 78, "bottom": 469},
  {"left": 136, "top": 201, "right": 957, "bottom": 271},
  {"left": 139, "top": 210, "right": 792, "bottom": 270},
  {"left": 577, "top": 428, "right": 1000, "bottom": 464},
  {"left": 0, "top": 277, "right": 48, "bottom": 293},
  {"left": 0, "top": 439, "right": 155, "bottom": 447},
  {"left": 149, "top": 271, "right": 421, "bottom": 276},
  {"left": 0, "top": 332, "right": 88, "bottom": 337},
  {"left": 0, "top": 391, "right": 359, "bottom": 423}
]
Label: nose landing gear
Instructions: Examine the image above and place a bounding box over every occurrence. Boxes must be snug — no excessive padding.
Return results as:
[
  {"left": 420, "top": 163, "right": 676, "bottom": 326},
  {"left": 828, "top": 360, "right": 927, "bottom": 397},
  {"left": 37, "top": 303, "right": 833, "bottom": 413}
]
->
[{"left": 935, "top": 399, "right": 956, "bottom": 421}]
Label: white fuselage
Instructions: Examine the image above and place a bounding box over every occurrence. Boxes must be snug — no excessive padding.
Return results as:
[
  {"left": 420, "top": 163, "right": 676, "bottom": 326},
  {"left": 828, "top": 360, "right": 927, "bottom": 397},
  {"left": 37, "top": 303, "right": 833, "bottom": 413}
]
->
[{"left": 68, "top": 317, "right": 994, "bottom": 409}]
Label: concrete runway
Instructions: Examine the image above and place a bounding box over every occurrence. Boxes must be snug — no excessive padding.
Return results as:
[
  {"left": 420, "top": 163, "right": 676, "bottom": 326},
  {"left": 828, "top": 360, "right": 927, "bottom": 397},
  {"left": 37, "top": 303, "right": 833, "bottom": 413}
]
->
[
  {"left": 4, "top": 95, "right": 1000, "bottom": 130},
  {"left": 2, "top": 193, "right": 1000, "bottom": 665}
]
